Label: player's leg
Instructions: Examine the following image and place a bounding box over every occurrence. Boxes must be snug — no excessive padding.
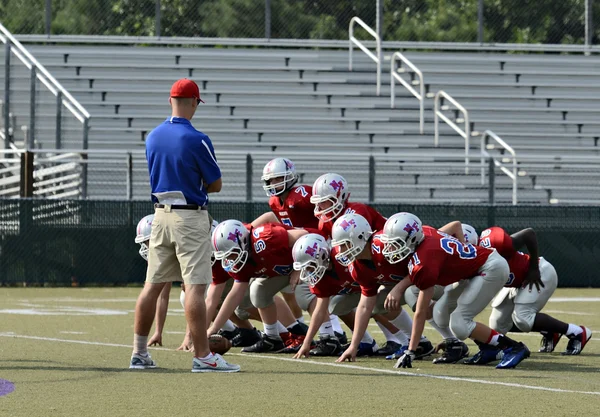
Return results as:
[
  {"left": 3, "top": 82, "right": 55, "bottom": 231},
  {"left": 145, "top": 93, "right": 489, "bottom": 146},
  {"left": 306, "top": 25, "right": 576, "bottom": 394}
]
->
[
  {"left": 230, "top": 288, "right": 262, "bottom": 347},
  {"left": 431, "top": 282, "right": 470, "bottom": 364},
  {"left": 329, "top": 293, "right": 378, "bottom": 355},
  {"left": 280, "top": 284, "right": 305, "bottom": 323},
  {"left": 148, "top": 281, "right": 173, "bottom": 347}
]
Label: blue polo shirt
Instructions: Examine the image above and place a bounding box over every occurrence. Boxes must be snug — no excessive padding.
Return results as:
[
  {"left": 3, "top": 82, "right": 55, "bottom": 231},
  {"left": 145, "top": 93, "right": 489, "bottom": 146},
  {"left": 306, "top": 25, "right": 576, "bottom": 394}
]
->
[{"left": 146, "top": 117, "right": 221, "bottom": 206}]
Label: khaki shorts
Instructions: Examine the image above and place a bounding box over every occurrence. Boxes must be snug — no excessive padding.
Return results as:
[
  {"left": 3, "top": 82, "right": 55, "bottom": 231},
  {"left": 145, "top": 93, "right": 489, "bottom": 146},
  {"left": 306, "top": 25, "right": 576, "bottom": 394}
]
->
[{"left": 146, "top": 207, "right": 212, "bottom": 285}]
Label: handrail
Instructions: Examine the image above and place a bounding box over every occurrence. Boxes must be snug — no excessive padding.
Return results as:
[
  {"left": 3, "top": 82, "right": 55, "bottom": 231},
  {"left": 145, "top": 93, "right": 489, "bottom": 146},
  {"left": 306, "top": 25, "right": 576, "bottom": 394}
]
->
[
  {"left": 0, "top": 23, "right": 90, "bottom": 149},
  {"left": 480, "top": 130, "right": 518, "bottom": 205},
  {"left": 390, "top": 52, "right": 424, "bottom": 134},
  {"left": 349, "top": 17, "right": 381, "bottom": 96},
  {"left": 434, "top": 90, "right": 471, "bottom": 174}
]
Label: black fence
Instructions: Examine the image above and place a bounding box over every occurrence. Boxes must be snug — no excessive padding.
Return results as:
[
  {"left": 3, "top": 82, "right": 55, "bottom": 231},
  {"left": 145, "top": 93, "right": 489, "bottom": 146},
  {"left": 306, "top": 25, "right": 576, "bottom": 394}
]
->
[{"left": 1, "top": 199, "right": 599, "bottom": 287}]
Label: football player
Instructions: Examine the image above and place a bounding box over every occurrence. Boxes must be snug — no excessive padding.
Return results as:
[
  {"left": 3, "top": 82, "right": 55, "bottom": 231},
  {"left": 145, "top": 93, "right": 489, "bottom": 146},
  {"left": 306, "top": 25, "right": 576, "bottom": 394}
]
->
[
  {"left": 465, "top": 225, "right": 591, "bottom": 364},
  {"left": 207, "top": 220, "right": 309, "bottom": 353},
  {"left": 380, "top": 212, "right": 530, "bottom": 369}
]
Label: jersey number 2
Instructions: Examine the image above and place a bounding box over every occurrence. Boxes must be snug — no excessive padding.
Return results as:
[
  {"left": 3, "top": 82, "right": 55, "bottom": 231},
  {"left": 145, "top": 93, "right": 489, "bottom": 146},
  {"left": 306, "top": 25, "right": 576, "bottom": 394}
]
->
[{"left": 440, "top": 237, "right": 477, "bottom": 259}]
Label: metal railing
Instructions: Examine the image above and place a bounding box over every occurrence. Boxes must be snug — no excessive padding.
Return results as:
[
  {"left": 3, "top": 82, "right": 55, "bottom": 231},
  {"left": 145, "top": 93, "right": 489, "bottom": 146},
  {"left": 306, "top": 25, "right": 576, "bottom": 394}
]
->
[
  {"left": 0, "top": 23, "right": 91, "bottom": 151},
  {"left": 434, "top": 91, "right": 471, "bottom": 174},
  {"left": 390, "top": 52, "right": 424, "bottom": 134},
  {"left": 480, "top": 130, "right": 518, "bottom": 205},
  {"left": 349, "top": 17, "right": 381, "bottom": 96}
]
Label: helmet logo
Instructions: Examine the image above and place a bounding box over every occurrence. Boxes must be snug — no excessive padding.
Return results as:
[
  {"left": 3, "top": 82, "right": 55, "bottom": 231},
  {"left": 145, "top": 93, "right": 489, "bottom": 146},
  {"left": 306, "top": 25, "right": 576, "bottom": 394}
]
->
[
  {"left": 329, "top": 180, "right": 344, "bottom": 191},
  {"left": 403, "top": 222, "right": 420, "bottom": 236},
  {"left": 339, "top": 219, "right": 356, "bottom": 231},
  {"left": 305, "top": 242, "right": 319, "bottom": 257},
  {"left": 227, "top": 229, "right": 242, "bottom": 242}
]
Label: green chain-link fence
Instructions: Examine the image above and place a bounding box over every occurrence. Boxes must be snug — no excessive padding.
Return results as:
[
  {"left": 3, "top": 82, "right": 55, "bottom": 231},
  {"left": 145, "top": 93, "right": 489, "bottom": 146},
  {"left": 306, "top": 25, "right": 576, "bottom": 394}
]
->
[
  {"left": 1, "top": 198, "right": 598, "bottom": 287},
  {"left": 1, "top": 0, "right": 597, "bottom": 44}
]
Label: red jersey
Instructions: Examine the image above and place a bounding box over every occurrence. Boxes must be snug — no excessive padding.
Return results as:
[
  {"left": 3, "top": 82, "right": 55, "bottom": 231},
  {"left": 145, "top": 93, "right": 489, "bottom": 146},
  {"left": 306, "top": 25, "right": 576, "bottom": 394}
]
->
[
  {"left": 319, "top": 202, "right": 386, "bottom": 239},
  {"left": 407, "top": 232, "right": 493, "bottom": 290},
  {"left": 212, "top": 263, "right": 232, "bottom": 285},
  {"left": 479, "top": 226, "right": 530, "bottom": 288},
  {"left": 227, "top": 223, "right": 294, "bottom": 283},
  {"left": 269, "top": 184, "right": 318, "bottom": 229},
  {"left": 310, "top": 248, "right": 360, "bottom": 298}
]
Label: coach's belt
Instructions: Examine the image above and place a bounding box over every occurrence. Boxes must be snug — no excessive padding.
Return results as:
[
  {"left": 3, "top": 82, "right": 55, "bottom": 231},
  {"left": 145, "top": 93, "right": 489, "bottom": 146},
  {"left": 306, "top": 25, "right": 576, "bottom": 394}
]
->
[{"left": 154, "top": 203, "right": 207, "bottom": 211}]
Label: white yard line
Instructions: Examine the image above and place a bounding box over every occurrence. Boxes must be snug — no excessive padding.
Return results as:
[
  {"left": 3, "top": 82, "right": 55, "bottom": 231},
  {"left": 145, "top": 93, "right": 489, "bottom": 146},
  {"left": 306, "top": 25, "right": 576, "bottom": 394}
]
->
[{"left": 0, "top": 332, "right": 598, "bottom": 396}]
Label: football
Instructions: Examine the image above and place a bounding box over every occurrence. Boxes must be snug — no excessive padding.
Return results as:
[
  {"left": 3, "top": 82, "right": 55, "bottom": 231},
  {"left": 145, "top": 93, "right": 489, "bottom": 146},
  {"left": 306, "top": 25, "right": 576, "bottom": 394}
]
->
[{"left": 209, "top": 334, "right": 232, "bottom": 355}]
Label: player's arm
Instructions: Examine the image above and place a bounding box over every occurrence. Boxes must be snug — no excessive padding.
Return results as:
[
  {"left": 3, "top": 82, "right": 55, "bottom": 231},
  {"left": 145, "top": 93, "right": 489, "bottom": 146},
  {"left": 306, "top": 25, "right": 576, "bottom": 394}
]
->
[
  {"left": 385, "top": 276, "right": 411, "bottom": 312},
  {"left": 439, "top": 221, "right": 465, "bottom": 243},
  {"left": 287, "top": 228, "right": 309, "bottom": 245},
  {"left": 336, "top": 294, "right": 377, "bottom": 362},
  {"left": 205, "top": 282, "right": 227, "bottom": 323},
  {"left": 252, "top": 212, "right": 279, "bottom": 227},
  {"left": 148, "top": 282, "right": 171, "bottom": 347},
  {"left": 511, "top": 228, "right": 543, "bottom": 291},
  {"left": 294, "top": 296, "right": 330, "bottom": 359},
  {"left": 206, "top": 281, "right": 249, "bottom": 336}
]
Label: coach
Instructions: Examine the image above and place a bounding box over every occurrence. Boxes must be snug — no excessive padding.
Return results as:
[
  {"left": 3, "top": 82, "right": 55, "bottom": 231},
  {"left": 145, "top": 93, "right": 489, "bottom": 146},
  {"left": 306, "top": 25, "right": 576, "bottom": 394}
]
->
[{"left": 129, "top": 78, "right": 239, "bottom": 373}]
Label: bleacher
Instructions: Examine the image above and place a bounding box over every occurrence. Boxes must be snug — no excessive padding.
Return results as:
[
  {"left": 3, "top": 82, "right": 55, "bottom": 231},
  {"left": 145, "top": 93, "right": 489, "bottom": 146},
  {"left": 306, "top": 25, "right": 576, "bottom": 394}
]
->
[{"left": 2, "top": 43, "right": 600, "bottom": 204}]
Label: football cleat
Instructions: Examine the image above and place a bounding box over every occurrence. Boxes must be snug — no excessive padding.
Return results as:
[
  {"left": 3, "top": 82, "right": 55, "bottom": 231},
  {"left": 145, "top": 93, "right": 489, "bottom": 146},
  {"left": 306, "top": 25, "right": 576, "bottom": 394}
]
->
[
  {"left": 356, "top": 340, "right": 380, "bottom": 357},
  {"left": 231, "top": 327, "right": 262, "bottom": 347},
  {"left": 192, "top": 354, "right": 240, "bottom": 373},
  {"left": 496, "top": 342, "right": 530, "bottom": 369},
  {"left": 386, "top": 345, "right": 408, "bottom": 360},
  {"left": 376, "top": 341, "right": 403, "bottom": 356},
  {"left": 241, "top": 334, "right": 285, "bottom": 353},
  {"left": 310, "top": 335, "right": 344, "bottom": 356},
  {"left": 561, "top": 326, "right": 592, "bottom": 356},
  {"left": 415, "top": 339, "right": 435, "bottom": 359},
  {"left": 281, "top": 334, "right": 313, "bottom": 354},
  {"left": 218, "top": 327, "right": 240, "bottom": 341},
  {"left": 129, "top": 353, "right": 157, "bottom": 369},
  {"left": 335, "top": 331, "right": 348, "bottom": 345},
  {"left": 432, "top": 339, "right": 469, "bottom": 364},
  {"left": 539, "top": 332, "right": 563, "bottom": 353},
  {"left": 464, "top": 343, "right": 503, "bottom": 365},
  {"left": 288, "top": 322, "right": 309, "bottom": 336}
]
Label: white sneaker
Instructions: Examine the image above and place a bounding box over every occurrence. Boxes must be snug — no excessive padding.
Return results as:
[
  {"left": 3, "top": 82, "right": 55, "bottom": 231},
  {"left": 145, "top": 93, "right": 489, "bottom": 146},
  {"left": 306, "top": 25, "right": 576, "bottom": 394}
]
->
[
  {"left": 192, "top": 354, "right": 240, "bottom": 373},
  {"left": 129, "top": 353, "right": 157, "bottom": 369}
]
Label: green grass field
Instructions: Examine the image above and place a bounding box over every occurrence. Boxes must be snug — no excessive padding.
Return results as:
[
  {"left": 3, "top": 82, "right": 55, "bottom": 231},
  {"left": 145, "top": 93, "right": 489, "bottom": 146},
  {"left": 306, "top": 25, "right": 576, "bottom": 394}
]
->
[{"left": 0, "top": 287, "right": 599, "bottom": 416}]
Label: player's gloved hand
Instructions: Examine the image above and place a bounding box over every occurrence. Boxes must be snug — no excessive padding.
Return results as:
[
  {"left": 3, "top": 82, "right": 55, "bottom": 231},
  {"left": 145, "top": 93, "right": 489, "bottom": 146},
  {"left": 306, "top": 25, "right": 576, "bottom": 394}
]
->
[
  {"left": 394, "top": 350, "right": 415, "bottom": 369},
  {"left": 148, "top": 332, "right": 163, "bottom": 347},
  {"left": 523, "top": 265, "right": 544, "bottom": 293}
]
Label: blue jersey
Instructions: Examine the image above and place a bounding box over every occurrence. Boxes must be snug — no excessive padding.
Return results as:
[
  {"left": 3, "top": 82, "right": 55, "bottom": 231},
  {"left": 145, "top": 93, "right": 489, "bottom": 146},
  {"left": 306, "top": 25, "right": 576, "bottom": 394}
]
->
[{"left": 146, "top": 117, "right": 221, "bottom": 206}]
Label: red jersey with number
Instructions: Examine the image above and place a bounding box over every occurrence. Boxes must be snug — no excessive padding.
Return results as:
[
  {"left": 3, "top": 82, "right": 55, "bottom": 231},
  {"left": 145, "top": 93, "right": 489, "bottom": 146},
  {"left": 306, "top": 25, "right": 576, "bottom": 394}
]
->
[
  {"left": 479, "top": 226, "right": 530, "bottom": 288},
  {"left": 227, "top": 223, "right": 294, "bottom": 283},
  {"left": 407, "top": 232, "right": 493, "bottom": 290},
  {"left": 269, "top": 184, "right": 318, "bottom": 229},
  {"left": 319, "top": 202, "right": 386, "bottom": 239},
  {"left": 310, "top": 246, "right": 360, "bottom": 297}
]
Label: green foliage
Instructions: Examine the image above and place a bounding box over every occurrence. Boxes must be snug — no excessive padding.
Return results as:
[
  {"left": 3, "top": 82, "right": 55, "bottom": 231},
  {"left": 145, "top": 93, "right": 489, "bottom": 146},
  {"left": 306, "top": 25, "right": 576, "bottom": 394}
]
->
[{"left": 0, "top": 0, "right": 594, "bottom": 44}]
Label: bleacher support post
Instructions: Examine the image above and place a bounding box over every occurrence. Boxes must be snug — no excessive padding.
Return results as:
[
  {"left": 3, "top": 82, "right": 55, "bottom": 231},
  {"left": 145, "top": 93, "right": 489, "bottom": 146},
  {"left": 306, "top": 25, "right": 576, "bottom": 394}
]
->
[
  {"left": 488, "top": 157, "right": 495, "bottom": 205},
  {"left": 477, "top": 0, "right": 484, "bottom": 43},
  {"left": 265, "top": 0, "right": 271, "bottom": 39},
  {"left": 20, "top": 151, "right": 34, "bottom": 198},
  {"left": 585, "top": 0, "right": 593, "bottom": 50},
  {"left": 376, "top": 0, "right": 383, "bottom": 41},
  {"left": 45, "top": 0, "right": 51, "bottom": 36},
  {"left": 28, "top": 67, "right": 36, "bottom": 150},
  {"left": 368, "top": 155, "right": 375, "bottom": 203},
  {"left": 55, "top": 91, "right": 62, "bottom": 148},
  {"left": 155, "top": 0, "right": 161, "bottom": 37},
  {"left": 4, "top": 42, "right": 10, "bottom": 149}
]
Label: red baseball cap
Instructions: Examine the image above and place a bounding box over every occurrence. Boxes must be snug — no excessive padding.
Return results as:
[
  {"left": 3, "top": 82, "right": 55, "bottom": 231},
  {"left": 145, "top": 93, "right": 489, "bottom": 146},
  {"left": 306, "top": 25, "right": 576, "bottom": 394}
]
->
[{"left": 170, "top": 78, "right": 204, "bottom": 103}]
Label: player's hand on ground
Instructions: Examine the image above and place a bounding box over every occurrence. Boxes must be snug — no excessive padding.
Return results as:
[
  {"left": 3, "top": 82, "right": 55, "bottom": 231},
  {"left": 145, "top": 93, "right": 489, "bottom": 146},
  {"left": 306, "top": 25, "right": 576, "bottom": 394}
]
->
[
  {"left": 293, "top": 344, "right": 311, "bottom": 359},
  {"left": 176, "top": 336, "right": 193, "bottom": 352},
  {"left": 394, "top": 350, "right": 415, "bottom": 369},
  {"left": 523, "top": 267, "right": 544, "bottom": 292},
  {"left": 148, "top": 333, "right": 163, "bottom": 347},
  {"left": 336, "top": 346, "right": 357, "bottom": 363}
]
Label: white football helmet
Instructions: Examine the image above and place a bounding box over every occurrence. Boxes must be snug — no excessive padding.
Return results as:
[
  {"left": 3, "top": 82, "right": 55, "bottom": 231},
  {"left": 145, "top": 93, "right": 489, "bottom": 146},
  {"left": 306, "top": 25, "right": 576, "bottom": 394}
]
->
[
  {"left": 261, "top": 157, "right": 298, "bottom": 197},
  {"left": 310, "top": 173, "right": 350, "bottom": 222},
  {"left": 462, "top": 223, "right": 478, "bottom": 246},
  {"left": 135, "top": 214, "right": 154, "bottom": 260},
  {"left": 210, "top": 219, "right": 219, "bottom": 266},
  {"left": 380, "top": 212, "right": 425, "bottom": 264},
  {"left": 292, "top": 234, "right": 330, "bottom": 287},
  {"left": 331, "top": 213, "right": 373, "bottom": 266},
  {"left": 212, "top": 220, "right": 250, "bottom": 273}
]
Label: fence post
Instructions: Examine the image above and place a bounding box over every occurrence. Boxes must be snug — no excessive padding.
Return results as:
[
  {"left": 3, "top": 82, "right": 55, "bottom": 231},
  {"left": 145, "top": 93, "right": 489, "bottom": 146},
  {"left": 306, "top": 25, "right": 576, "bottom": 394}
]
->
[
  {"left": 477, "top": 0, "right": 484, "bottom": 43},
  {"left": 20, "top": 151, "right": 34, "bottom": 197},
  {"left": 585, "top": 0, "right": 593, "bottom": 49},
  {"left": 126, "top": 152, "right": 133, "bottom": 200},
  {"left": 155, "top": 0, "right": 161, "bottom": 37},
  {"left": 4, "top": 42, "right": 11, "bottom": 148},
  {"left": 265, "top": 0, "right": 272, "bottom": 39},
  {"left": 45, "top": 0, "right": 52, "bottom": 36},
  {"left": 81, "top": 152, "right": 88, "bottom": 199},
  {"left": 488, "top": 156, "right": 495, "bottom": 205},
  {"left": 29, "top": 67, "right": 36, "bottom": 150},
  {"left": 55, "top": 91, "right": 62, "bottom": 149},
  {"left": 246, "top": 154, "right": 253, "bottom": 201},
  {"left": 376, "top": 0, "right": 383, "bottom": 41},
  {"left": 368, "top": 155, "right": 375, "bottom": 203}
]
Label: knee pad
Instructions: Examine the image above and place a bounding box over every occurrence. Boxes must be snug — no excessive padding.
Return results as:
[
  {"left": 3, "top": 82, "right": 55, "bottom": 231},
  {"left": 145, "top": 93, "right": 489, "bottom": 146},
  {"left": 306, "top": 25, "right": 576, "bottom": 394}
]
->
[
  {"left": 512, "top": 305, "right": 536, "bottom": 333},
  {"left": 449, "top": 311, "right": 475, "bottom": 341},
  {"left": 249, "top": 279, "right": 274, "bottom": 309},
  {"left": 404, "top": 285, "right": 420, "bottom": 312},
  {"left": 234, "top": 306, "right": 250, "bottom": 321},
  {"left": 433, "top": 297, "right": 451, "bottom": 329}
]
